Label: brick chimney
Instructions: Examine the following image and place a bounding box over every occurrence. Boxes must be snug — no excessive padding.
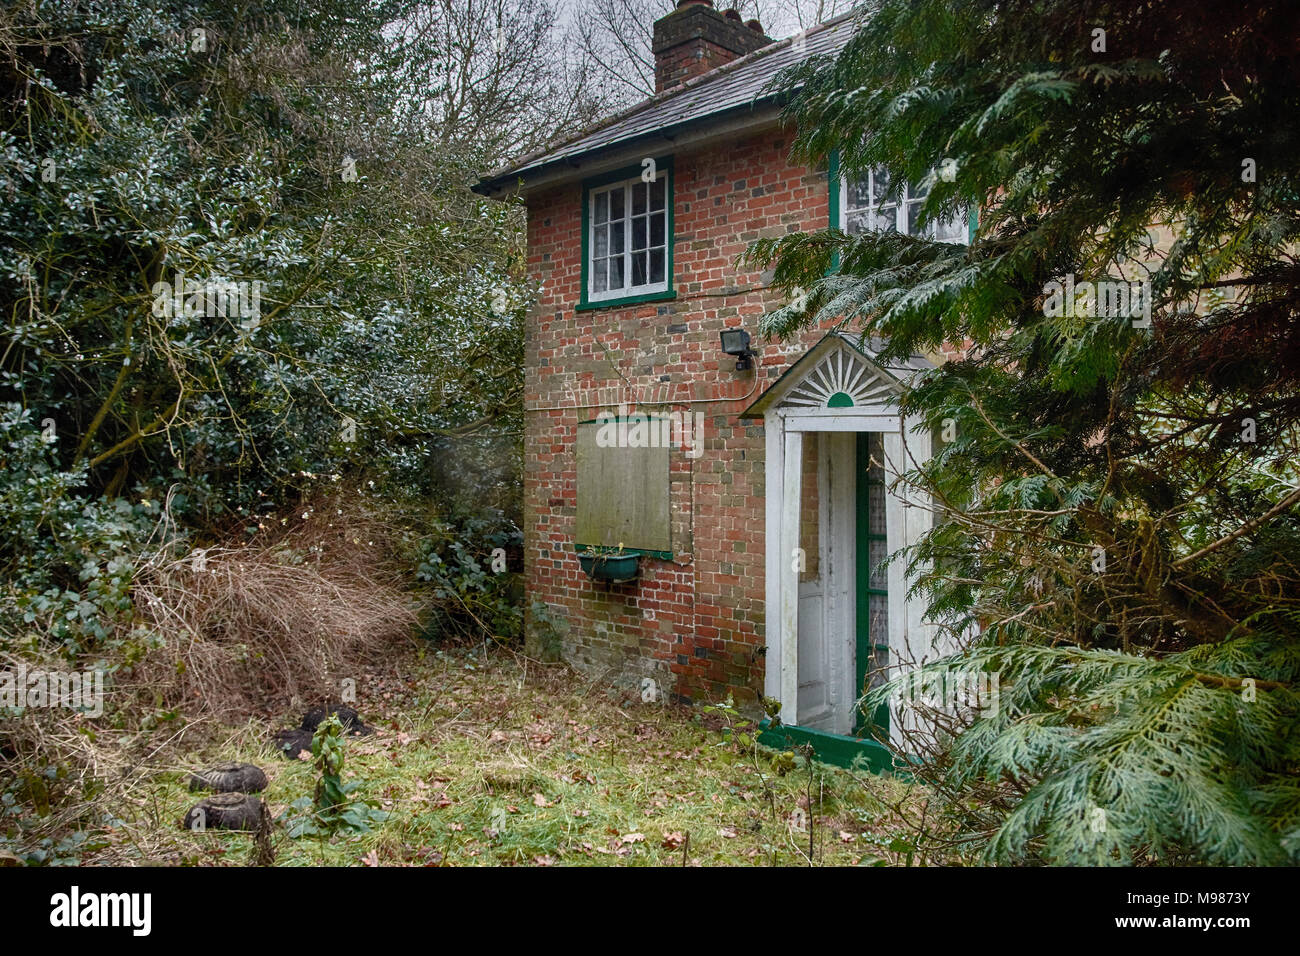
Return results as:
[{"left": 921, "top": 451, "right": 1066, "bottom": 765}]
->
[{"left": 652, "top": 1, "right": 772, "bottom": 93}]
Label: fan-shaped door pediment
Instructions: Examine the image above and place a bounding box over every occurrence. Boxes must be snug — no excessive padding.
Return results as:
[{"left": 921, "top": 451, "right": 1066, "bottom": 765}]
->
[
  {"left": 780, "top": 345, "right": 897, "bottom": 412},
  {"left": 739, "top": 333, "right": 931, "bottom": 421}
]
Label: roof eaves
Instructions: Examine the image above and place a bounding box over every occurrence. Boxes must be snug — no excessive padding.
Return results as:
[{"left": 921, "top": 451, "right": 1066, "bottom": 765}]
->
[{"left": 471, "top": 98, "right": 784, "bottom": 197}]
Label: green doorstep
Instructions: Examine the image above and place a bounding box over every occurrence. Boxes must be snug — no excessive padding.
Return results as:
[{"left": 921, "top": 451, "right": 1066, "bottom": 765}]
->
[{"left": 756, "top": 719, "right": 900, "bottom": 775}]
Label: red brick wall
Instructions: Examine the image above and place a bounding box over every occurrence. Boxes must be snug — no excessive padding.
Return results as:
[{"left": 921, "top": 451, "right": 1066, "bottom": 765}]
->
[
  {"left": 522, "top": 129, "right": 838, "bottom": 708},
  {"left": 656, "top": 38, "right": 748, "bottom": 92}
]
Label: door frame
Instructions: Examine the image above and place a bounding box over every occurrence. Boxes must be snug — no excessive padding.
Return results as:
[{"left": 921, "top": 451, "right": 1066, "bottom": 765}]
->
[
  {"left": 762, "top": 380, "right": 935, "bottom": 751},
  {"left": 854, "top": 431, "right": 891, "bottom": 735}
]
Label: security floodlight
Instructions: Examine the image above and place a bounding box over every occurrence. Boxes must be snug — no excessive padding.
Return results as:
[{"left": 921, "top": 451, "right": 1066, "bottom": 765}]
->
[{"left": 719, "top": 328, "right": 754, "bottom": 371}]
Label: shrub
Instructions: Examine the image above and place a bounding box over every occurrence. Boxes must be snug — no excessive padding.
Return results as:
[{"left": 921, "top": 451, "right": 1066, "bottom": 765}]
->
[{"left": 414, "top": 508, "right": 523, "bottom": 644}]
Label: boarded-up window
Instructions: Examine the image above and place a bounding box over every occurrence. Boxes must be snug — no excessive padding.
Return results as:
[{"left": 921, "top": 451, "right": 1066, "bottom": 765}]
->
[{"left": 575, "top": 416, "right": 671, "bottom": 554}]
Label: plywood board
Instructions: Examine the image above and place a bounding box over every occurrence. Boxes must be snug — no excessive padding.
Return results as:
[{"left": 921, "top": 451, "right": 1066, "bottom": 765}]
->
[{"left": 575, "top": 420, "right": 671, "bottom": 553}]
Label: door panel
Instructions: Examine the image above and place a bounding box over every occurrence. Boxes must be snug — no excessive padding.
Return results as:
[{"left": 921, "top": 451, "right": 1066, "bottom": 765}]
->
[
  {"left": 796, "top": 434, "right": 832, "bottom": 728},
  {"left": 796, "top": 433, "right": 856, "bottom": 733},
  {"left": 796, "top": 577, "right": 830, "bottom": 726}
]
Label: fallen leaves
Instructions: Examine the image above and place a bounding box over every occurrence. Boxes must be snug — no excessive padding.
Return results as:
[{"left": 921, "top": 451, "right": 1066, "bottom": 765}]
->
[
  {"left": 144, "top": 648, "right": 934, "bottom": 869},
  {"left": 526, "top": 723, "right": 555, "bottom": 747}
]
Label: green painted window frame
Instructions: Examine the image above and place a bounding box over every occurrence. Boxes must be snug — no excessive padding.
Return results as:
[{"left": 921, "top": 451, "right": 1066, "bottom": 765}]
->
[
  {"left": 577, "top": 157, "right": 676, "bottom": 312},
  {"left": 828, "top": 150, "right": 843, "bottom": 273},
  {"left": 828, "top": 149, "right": 842, "bottom": 231}
]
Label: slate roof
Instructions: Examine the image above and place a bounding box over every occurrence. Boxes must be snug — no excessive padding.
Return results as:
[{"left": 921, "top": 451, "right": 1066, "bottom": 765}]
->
[{"left": 473, "top": 7, "right": 863, "bottom": 195}]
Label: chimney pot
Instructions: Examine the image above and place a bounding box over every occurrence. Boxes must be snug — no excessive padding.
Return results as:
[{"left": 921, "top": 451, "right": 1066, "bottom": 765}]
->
[
  {"left": 724, "top": 8, "right": 742, "bottom": 20},
  {"left": 676, "top": 0, "right": 712, "bottom": 7},
  {"left": 745, "top": 18, "right": 763, "bottom": 33}
]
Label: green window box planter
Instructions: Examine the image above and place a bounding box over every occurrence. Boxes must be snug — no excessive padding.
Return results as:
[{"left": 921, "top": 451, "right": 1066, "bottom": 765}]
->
[{"left": 578, "top": 550, "right": 641, "bottom": 583}]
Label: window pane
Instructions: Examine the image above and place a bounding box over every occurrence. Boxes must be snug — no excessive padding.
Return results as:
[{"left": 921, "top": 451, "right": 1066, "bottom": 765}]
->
[
  {"left": 594, "top": 191, "right": 608, "bottom": 225},
  {"left": 649, "top": 248, "right": 665, "bottom": 284},
  {"left": 609, "top": 255, "right": 624, "bottom": 290},
  {"left": 847, "top": 174, "right": 872, "bottom": 210},
  {"left": 594, "top": 224, "right": 608, "bottom": 258},
  {"left": 610, "top": 186, "right": 624, "bottom": 222},
  {"left": 610, "top": 220, "right": 625, "bottom": 254},
  {"left": 872, "top": 168, "right": 892, "bottom": 205},
  {"left": 872, "top": 203, "right": 898, "bottom": 232},
  {"left": 870, "top": 538, "right": 888, "bottom": 590},
  {"left": 649, "top": 212, "right": 665, "bottom": 248},
  {"left": 650, "top": 176, "right": 665, "bottom": 211},
  {"left": 844, "top": 167, "right": 966, "bottom": 239},
  {"left": 868, "top": 597, "right": 889, "bottom": 690},
  {"left": 632, "top": 216, "right": 646, "bottom": 251},
  {"left": 593, "top": 258, "right": 607, "bottom": 293},
  {"left": 907, "top": 200, "right": 925, "bottom": 236},
  {"left": 632, "top": 251, "right": 647, "bottom": 286},
  {"left": 932, "top": 212, "right": 968, "bottom": 243},
  {"left": 632, "top": 182, "right": 646, "bottom": 216},
  {"left": 868, "top": 436, "right": 886, "bottom": 532}
]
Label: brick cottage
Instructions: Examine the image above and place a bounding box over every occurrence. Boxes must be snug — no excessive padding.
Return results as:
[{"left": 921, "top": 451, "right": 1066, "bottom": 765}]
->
[{"left": 475, "top": 1, "right": 968, "bottom": 762}]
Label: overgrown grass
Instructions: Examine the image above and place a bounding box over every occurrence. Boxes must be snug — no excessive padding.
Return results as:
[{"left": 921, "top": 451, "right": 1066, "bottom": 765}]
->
[{"left": 99, "top": 644, "right": 952, "bottom": 866}]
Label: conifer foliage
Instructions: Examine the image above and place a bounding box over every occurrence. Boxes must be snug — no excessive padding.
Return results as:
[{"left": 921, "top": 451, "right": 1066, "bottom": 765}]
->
[{"left": 750, "top": 0, "right": 1300, "bottom": 864}]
